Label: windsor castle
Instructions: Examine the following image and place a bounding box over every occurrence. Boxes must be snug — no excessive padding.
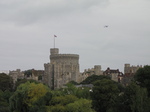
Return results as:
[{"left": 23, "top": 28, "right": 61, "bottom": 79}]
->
[
  {"left": 9, "top": 47, "right": 143, "bottom": 89},
  {"left": 42, "top": 48, "right": 142, "bottom": 89}
]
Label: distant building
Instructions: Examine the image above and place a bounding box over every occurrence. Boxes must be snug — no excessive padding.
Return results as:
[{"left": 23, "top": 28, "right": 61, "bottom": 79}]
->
[
  {"left": 103, "top": 67, "right": 123, "bottom": 82},
  {"left": 32, "top": 69, "right": 44, "bottom": 82},
  {"left": 24, "top": 69, "right": 44, "bottom": 81},
  {"left": 121, "top": 64, "right": 143, "bottom": 86},
  {"left": 8, "top": 48, "right": 144, "bottom": 88},
  {"left": 124, "top": 64, "right": 142, "bottom": 75},
  {"left": 119, "top": 74, "right": 133, "bottom": 86},
  {"left": 9, "top": 69, "right": 24, "bottom": 83},
  {"left": 78, "top": 65, "right": 103, "bottom": 82},
  {"left": 9, "top": 69, "right": 44, "bottom": 84}
]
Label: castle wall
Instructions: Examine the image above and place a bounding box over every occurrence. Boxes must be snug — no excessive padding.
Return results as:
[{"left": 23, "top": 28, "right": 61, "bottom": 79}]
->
[
  {"left": 50, "top": 54, "right": 79, "bottom": 64},
  {"left": 43, "top": 63, "right": 51, "bottom": 86},
  {"left": 9, "top": 69, "right": 23, "bottom": 83},
  {"left": 124, "top": 64, "right": 142, "bottom": 74},
  {"left": 78, "top": 65, "right": 103, "bottom": 82},
  {"left": 111, "top": 73, "right": 118, "bottom": 82},
  {"left": 94, "top": 65, "right": 102, "bottom": 75}
]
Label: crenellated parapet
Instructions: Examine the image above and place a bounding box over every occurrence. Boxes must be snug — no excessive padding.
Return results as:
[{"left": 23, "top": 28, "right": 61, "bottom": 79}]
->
[
  {"left": 50, "top": 54, "right": 79, "bottom": 59},
  {"left": 50, "top": 54, "right": 79, "bottom": 65},
  {"left": 124, "top": 63, "right": 142, "bottom": 74}
]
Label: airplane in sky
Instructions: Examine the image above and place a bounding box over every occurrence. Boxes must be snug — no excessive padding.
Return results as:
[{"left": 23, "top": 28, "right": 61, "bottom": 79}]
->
[{"left": 104, "top": 25, "right": 108, "bottom": 28}]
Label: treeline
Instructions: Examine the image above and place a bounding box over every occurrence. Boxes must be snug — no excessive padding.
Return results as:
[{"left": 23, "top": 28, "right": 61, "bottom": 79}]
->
[{"left": 0, "top": 65, "right": 150, "bottom": 112}]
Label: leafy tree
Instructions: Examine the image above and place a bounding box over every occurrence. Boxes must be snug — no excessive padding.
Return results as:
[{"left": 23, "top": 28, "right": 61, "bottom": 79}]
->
[
  {"left": 67, "top": 80, "right": 79, "bottom": 85},
  {"left": 131, "top": 85, "right": 150, "bottom": 112},
  {"left": 0, "top": 73, "right": 13, "bottom": 91},
  {"left": 62, "top": 83, "right": 91, "bottom": 99},
  {"left": 91, "top": 79, "right": 120, "bottom": 112},
  {"left": 49, "top": 95, "right": 78, "bottom": 106},
  {"left": 80, "top": 75, "right": 110, "bottom": 84},
  {"left": 66, "top": 99, "right": 95, "bottom": 112},
  {"left": 0, "top": 90, "right": 12, "bottom": 112},
  {"left": 15, "top": 79, "right": 38, "bottom": 90},
  {"left": 51, "top": 89, "right": 65, "bottom": 97},
  {"left": 47, "top": 104, "right": 66, "bottom": 112},
  {"left": 48, "top": 95, "right": 95, "bottom": 112},
  {"left": 116, "top": 82, "right": 150, "bottom": 112},
  {"left": 24, "top": 70, "right": 32, "bottom": 77},
  {"left": 134, "top": 65, "right": 150, "bottom": 96},
  {"left": 76, "top": 87, "right": 91, "bottom": 99},
  {"left": 3, "top": 90, "right": 13, "bottom": 103},
  {"left": 9, "top": 82, "right": 51, "bottom": 112},
  {"left": 63, "top": 83, "right": 78, "bottom": 95},
  {"left": 48, "top": 94, "right": 78, "bottom": 112},
  {"left": 29, "top": 92, "right": 52, "bottom": 112}
]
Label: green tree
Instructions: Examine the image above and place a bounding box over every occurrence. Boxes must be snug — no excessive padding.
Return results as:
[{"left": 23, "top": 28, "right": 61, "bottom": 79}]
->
[
  {"left": 63, "top": 83, "right": 78, "bottom": 95},
  {"left": 49, "top": 95, "right": 78, "bottom": 106},
  {"left": 66, "top": 99, "right": 95, "bottom": 112},
  {"left": 0, "top": 90, "right": 9, "bottom": 112},
  {"left": 134, "top": 65, "right": 150, "bottom": 96},
  {"left": 0, "top": 90, "right": 13, "bottom": 112},
  {"left": 9, "top": 82, "right": 51, "bottom": 112},
  {"left": 48, "top": 96, "right": 95, "bottom": 112},
  {"left": 24, "top": 70, "right": 32, "bottom": 77},
  {"left": 76, "top": 87, "right": 91, "bottom": 99},
  {"left": 91, "top": 79, "right": 120, "bottom": 112},
  {"left": 47, "top": 105, "right": 66, "bottom": 112},
  {"left": 29, "top": 92, "right": 52, "bottom": 112},
  {"left": 3, "top": 90, "right": 13, "bottom": 103},
  {"left": 48, "top": 94, "right": 78, "bottom": 112},
  {"left": 80, "top": 75, "right": 110, "bottom": 84},
  {"left": 57, "top": 83, "right": 91, "bottom": 99},
  {"left": 116, "top": 82, "right": 150, "bottom": 112},
  {"left": 15, "top": 79, "right": 38, "bottom": 90},
  {"left": 0, "top": 73, "right": 13, "bottom": 91},
  {"left": 51, "top": 89, "right": 65, "bottom": 97},
  {"left": 67, "top": 80, "right": 79, "bottom": 85}
]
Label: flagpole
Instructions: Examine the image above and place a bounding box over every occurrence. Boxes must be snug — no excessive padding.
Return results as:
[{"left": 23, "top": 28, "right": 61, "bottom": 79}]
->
[
  {"left": 54, "top": 35, "right": 55, "bottom": 48},
  {"left": 54, "top": 35, "right": 57, "bottom": 48}
]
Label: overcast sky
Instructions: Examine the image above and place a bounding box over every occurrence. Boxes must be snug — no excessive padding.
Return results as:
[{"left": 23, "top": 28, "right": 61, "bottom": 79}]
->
[{"left": 0, "top": 0, "right": 150, "bottom": 73}]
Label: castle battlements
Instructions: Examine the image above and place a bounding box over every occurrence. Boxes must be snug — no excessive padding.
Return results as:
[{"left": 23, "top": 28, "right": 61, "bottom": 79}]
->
[
  {"left": 124, "top": 64, "right": 142, "bottom": 74},
  {"left": 43, "top": 48, "right": 145, "bottom": 89},
  {"left": 50, "top": 54, "right": 79, "bottom": 59}
]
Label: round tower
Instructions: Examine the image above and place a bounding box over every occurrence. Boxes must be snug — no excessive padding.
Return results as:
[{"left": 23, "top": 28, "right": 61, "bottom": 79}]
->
[{"left": 48, "top": 48, "right": 80, "bottom": 89}]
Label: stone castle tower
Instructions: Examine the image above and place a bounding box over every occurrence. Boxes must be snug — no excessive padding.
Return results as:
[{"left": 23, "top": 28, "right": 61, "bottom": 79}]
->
[
  {"left": 124, "top": 64, "right": 142, "bottom": 74},
  {"left": 43, "top": 48, "right": 80, "bottom": 89}
]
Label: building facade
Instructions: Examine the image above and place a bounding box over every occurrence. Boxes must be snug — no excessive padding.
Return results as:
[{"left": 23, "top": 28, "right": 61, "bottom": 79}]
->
[
  {"left": 43, "top": 48, "right": 80, "bottom": 89},
  {"left": 124, "top": 64, "right": 142, "bottom": 75},
  {"left": 78, "top": 65, "right": 103, "bottom": 82},
  {"left": 103, "top": 67, "right": 123, "bottom": 82},
  {"left": 121, "top": 64, "right": 143, "bottom": 86},
  {"left": 9, "top": 69, "right": 24, "bottom": 84},
  {"left": 9, "top": 69, "right": 44, "bottom": 84}
]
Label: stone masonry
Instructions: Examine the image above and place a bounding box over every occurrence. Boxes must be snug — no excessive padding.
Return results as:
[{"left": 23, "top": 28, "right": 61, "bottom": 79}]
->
[
  {"left": 43, "top": 48, "right": 80, "bottom": 89},
  {"left": 124, "top": 64, "right": 142, "bottom": 75}
]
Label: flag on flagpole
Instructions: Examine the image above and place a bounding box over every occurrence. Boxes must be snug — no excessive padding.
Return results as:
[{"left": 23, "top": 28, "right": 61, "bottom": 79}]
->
[{"left": 54, "top": 35, "right": 57, "bottom": 37}]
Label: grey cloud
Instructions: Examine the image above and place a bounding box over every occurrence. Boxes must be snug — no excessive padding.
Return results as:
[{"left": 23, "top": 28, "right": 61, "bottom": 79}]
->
[
  {"left": 0, "top": 0, "right": 109, "bottom": 25},
  {"left": 0, "top": 0, "right": 149, "bottom": 72}
]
